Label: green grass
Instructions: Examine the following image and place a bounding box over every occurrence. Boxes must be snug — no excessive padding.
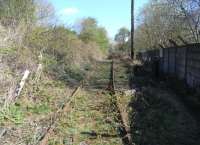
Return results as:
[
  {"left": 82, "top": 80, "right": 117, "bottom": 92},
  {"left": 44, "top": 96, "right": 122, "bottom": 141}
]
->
[
  {"left": 0, "top": 47, "right": 17, "bottom": 55},
  {"left": 51, "top": 90, "right": 123, "bottom": 145},
  {"left": 26, "top": 103, "right": 51, "bottom": 114},
  {"left": 0, "top": 104, "right": 24, "bottom": 124}
]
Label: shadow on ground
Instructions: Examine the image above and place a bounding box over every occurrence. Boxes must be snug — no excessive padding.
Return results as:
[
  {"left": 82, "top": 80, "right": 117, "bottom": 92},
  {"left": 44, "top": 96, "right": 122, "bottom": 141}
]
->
[{"left": 127, "top": 64, "right": 200, "bottom": 145}]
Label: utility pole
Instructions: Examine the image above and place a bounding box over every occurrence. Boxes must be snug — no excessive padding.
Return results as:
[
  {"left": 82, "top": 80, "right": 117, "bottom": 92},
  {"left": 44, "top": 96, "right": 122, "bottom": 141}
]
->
[{"left": 131, "top": 0, "right": 135, "bottom": 60}]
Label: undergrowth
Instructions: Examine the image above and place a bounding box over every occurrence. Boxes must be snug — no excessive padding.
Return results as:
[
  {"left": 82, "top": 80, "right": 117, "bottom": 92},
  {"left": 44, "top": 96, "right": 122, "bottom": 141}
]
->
[
  {"left": 49, "top": 90, "right": 123, "bottom": 145},
  {"left": 0, "top": 104, "right": 24, "bottom": 125}
]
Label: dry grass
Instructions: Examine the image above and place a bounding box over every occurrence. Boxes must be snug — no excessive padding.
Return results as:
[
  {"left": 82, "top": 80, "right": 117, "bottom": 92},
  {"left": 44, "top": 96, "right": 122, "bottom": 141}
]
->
[{"left": 49, "top": 89, "right": 123, "bottom": 145}]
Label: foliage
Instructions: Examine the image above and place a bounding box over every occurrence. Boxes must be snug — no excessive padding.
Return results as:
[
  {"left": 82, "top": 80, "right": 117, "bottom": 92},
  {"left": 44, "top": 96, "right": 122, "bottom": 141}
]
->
[
  {"left": 0, "top": 0, "right": 36, "bottom": 26},
  {"left": 0, "top": 1, "right": 107, "bottom": 84},
  {"left": 79, "top": 17, "right": 109, "bottom": 52},
  {"left": 0, "top": 104, "right": 24, "bottom": 124},
  {"left": 135, "top": 0, "right": 200, "bottom": 51},
  {"left": 114, "top": 27, "right": 130, "bottom": 52},
  {"left": 0, "top": 1, "right": 120, "bottom": 144},
  {"left": 26, "top": 23, "right": 104, "bottom": 83},
  {"left": 27, "top": 103, "right": 51, "bottom": 114}
]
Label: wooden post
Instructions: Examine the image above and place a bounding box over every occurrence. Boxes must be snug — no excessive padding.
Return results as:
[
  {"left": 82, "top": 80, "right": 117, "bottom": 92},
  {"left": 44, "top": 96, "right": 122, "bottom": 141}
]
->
[
  {"left": 131, "top": 0, "right": 135, "bottom": 60},
  {"left": 35, "top": 52, "right": 43, "bottom": 82}
]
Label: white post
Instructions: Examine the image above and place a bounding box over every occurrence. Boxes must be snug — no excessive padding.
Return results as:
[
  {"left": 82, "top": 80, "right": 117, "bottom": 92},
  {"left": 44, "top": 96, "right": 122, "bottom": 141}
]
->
[
  {"left": 5, "top": 70, "right": 30, "bottom": 106},
  {"left": 15, "top": 70, "right": 30, "bottom": 98}
]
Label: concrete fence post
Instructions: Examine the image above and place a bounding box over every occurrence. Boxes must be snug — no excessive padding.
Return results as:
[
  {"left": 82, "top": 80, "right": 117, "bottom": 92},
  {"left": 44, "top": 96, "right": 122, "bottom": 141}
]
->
[
  {"left": 168, "top": 48, "right": 170, "bottom": 74},
  {"left": 174, "top": 47, "right": 177, "bottom": 75},
  {"left": 185, "top": 47, "right": 189, "bottom": 83}
]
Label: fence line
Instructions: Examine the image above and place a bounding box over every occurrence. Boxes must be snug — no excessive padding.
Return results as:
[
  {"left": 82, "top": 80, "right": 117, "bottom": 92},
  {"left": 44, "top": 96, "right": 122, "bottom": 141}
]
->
[{"left": 138, "top": 43, "right": 200, "bottom": 88}]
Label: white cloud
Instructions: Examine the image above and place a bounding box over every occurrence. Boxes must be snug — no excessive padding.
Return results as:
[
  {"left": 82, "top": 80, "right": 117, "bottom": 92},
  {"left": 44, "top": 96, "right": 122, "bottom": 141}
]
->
[{"left": 60, "top": 7, "right": 79, "bottom": 16}]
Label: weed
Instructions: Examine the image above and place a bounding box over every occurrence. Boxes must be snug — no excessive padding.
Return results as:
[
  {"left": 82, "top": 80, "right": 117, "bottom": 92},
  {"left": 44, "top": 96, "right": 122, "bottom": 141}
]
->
[
  {"left": 0, "top": 104, "right": 24, "bottom": 124},
  {"left": 27, "top": 103, "right": 51, "bottom": 114},
  {"left": 51, "top": 90, "right": 123, "bottom": 145}
]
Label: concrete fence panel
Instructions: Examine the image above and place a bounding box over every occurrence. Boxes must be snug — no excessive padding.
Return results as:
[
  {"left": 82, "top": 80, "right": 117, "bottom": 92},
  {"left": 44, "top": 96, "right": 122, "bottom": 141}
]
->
[{"left": 140, "top": 43, "right": 200, "bottom": 89}]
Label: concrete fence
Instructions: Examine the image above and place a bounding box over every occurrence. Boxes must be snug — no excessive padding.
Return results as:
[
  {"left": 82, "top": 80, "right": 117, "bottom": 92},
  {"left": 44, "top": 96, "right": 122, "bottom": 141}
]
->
[{"left": 139, "top": 43, "right": 200, "bottom": 88}]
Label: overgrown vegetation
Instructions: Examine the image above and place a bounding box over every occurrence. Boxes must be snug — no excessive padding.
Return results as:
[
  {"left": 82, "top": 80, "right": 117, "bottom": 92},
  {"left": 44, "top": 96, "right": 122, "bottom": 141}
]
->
[
  {"left": 0, "top": 0, "right": 111, "bottom": 144},
  {"left": 0, "top": 0, "right": 109, "bottom": 88},
  {"left": 1, "top": 0, "right": 200, "bottom": 145},
  {"left": 112, "top": 0, "right": 200, "bottom": 54},
  {"left": 51, "top": 90, "right": 123, "bottom": 145},
  {"left": 133, "top": 0, "right": 200, "bottom": 51}
]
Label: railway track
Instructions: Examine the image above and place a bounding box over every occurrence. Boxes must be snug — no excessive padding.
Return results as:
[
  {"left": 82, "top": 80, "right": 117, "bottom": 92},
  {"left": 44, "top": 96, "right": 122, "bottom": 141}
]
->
[
  {"left": 38, "top": 85, "right": 82, "bottom": 145},
  {"left": 32, "top": 58, "right": 200, "bottom": 145},
  {"left": 36, "top": 59, "right": 133, "bottom": 145}
]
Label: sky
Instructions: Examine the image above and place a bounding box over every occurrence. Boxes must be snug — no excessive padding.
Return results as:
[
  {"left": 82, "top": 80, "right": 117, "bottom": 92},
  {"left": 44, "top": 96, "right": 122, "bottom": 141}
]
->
[{"left": 47, "top": 0, "right": 149, "bottom": 38}]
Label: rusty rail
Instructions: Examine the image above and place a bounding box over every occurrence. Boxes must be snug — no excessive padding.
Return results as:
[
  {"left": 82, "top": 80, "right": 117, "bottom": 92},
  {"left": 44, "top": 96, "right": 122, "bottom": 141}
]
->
[
  {"left": 38, "top": 60, "right": 132, "bottom": 145},
  {"left": 38, "top": 84, "right": 82, "bottom": 145},
  {"left": 108, "top": 60, "right": 132, "bottom": 145}
]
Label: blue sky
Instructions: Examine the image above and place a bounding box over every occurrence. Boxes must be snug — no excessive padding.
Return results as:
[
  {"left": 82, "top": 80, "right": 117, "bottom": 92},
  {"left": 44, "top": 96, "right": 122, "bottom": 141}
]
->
[{"left": 47, "top": 0, "right": 149, "bottom": 38}]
